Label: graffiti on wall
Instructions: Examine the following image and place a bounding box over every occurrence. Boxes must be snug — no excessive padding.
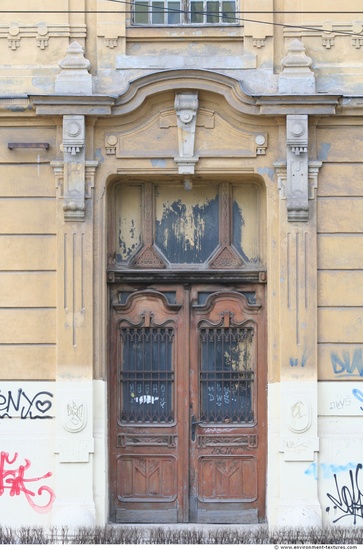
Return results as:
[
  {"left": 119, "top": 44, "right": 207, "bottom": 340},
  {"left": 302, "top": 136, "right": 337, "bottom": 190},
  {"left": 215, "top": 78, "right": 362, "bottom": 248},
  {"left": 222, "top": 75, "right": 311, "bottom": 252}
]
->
[
  {"left": 326, "top": 463, "right": 363, "bottom": 525},
  {"left": 305, "top": 462, "right": 358, "bottom": 481},
  {"left": 331, "top": 350, "right": 363, "bottom": 378},
  {"left": 289, "top": 349, "right": 308, "bottom": 368},
  {"left": 0, "top": 451, "right": 55, "bottom": 513},
  {"left": 352, "top": 388, "right": 363, "bottom": 411},
  {"left": 0, "top": 388, "right": 53, "bottom": 419}
]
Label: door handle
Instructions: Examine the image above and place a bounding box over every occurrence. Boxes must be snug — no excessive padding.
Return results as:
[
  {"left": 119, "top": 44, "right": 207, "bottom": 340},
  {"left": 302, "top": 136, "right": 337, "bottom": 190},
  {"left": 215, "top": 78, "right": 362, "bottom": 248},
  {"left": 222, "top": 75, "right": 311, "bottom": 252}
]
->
[{"left": 191, "top": 415, "right": 203, "bottom": 441}]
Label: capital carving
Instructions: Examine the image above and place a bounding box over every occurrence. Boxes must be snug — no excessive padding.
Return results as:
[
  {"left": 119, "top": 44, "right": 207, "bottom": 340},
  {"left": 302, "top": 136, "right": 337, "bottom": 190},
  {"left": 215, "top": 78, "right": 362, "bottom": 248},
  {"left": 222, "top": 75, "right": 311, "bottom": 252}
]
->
[{"left": 174, "top": 91, "right": 199, "bottom": 176}]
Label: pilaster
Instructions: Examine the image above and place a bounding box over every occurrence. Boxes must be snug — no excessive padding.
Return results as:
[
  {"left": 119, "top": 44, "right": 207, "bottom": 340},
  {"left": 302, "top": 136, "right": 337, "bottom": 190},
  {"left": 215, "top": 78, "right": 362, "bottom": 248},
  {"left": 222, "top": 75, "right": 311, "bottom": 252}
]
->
[
  {"left": 273, "top": 116, "right": 322, "bottom": 527},
  {"left": 51, "top": 113, "right": 98, "bottom": 527}
]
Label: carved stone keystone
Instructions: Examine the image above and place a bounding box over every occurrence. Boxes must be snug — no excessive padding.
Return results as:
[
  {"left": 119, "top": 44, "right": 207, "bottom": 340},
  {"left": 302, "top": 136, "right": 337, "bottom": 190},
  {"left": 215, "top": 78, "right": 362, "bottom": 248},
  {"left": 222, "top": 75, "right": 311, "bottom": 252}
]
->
[{"left": 174, "top": 91, "right": 199, "bottom": 176}]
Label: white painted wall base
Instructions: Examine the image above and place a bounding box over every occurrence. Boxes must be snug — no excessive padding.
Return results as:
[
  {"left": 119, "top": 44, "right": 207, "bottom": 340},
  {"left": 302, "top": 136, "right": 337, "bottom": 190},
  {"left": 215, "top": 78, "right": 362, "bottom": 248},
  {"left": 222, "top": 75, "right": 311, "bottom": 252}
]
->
[{"left": 0, "top": 380, "right": 362, "bottom": 528}]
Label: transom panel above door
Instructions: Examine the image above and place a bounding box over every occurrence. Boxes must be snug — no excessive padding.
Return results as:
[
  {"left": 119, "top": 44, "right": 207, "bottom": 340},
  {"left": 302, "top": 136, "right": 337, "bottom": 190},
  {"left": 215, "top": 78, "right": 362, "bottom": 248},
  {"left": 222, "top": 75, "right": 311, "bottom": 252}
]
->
[
  {"left": 109, "top": 283, "right": 266, "bottom": 523},
  {"left": 108, "top": 179, "right": 265, "bottom": 275}
]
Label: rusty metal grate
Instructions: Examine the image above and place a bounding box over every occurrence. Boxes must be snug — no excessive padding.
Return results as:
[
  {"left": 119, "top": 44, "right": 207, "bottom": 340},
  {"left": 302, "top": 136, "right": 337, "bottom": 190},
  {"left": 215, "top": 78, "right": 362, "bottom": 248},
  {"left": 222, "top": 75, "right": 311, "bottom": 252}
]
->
[
  {"left": 199, "top": 327, "right": 254, "bottom": 423},
  {"left": 120, "top": 328, "right": 174, "bottom": 423}
]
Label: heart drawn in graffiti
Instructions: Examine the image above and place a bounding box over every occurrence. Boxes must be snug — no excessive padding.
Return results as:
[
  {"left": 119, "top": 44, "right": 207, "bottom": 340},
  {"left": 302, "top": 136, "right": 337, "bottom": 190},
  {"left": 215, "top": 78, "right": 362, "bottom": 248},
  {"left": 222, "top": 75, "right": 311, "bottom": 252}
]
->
[{"left": 35, "top": 400, "right": 52, "bottom": 414}]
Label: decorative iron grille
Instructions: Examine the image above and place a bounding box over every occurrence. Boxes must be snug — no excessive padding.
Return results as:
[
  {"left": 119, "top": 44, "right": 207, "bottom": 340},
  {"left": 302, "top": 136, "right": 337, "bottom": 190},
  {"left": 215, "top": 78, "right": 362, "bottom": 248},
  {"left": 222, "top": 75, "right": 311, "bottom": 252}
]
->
[
  {"left": 199, "top": 327, "right": 254, "bottom": 423},
  {"left": 120, "top": 327, "right": 174, "bottom": 423}
]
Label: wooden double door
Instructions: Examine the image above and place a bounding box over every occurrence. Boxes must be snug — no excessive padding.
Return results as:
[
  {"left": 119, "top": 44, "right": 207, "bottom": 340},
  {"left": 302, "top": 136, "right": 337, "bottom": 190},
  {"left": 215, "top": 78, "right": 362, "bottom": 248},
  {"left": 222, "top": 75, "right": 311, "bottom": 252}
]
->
[{"left": 109, "top": 282, "right": 266, "bottom": 523}]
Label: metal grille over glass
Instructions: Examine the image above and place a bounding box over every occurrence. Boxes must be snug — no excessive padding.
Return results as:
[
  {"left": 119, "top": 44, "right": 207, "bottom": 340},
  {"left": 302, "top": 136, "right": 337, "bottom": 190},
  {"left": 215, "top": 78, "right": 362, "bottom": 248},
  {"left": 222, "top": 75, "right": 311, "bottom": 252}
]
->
[
  {"left": 120, "top": 327, "right": 174, "bottom": 423},
  {"left": 200, "top": 327, "right": 254, "bottom": 423},
  {"left": 133, "top": 0, "right": 236, "bottom": 25}
]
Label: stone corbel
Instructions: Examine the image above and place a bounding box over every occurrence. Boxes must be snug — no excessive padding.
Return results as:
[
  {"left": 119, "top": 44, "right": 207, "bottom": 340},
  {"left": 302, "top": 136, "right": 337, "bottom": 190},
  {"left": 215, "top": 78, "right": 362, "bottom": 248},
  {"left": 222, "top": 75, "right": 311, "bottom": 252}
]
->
[
  {"left": 274, "top": 156, "right": 322, "bottom": 223},
  {"left": 286, "top": 115, "right": 309, "bottom": 222},
  {"left": 174, "top": 91, "right": 199, "bottom": 176},
  {"left": 51, "top": 115, "right": 98, "bottom": 222},
  {"left": 63, "top": 115, "right": 86, "bottom": 220}
]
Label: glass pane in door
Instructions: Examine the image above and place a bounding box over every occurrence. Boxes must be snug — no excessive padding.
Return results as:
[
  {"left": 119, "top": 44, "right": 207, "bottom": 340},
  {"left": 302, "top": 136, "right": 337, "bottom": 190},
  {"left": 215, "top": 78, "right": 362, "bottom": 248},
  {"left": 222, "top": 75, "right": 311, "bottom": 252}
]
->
[
  {"left": 199, "top": 327, "right": 255, "bottom": 423},
  {"left": 120, "top": 327, "right": 174, "bottom": 423}
]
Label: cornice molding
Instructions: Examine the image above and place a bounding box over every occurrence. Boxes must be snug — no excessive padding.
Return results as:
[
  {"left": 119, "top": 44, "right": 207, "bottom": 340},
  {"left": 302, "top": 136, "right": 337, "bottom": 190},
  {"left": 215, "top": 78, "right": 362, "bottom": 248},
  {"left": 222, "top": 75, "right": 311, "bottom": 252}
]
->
[{"left": 1, "top": 68, "right": 351, "bottom": 117}]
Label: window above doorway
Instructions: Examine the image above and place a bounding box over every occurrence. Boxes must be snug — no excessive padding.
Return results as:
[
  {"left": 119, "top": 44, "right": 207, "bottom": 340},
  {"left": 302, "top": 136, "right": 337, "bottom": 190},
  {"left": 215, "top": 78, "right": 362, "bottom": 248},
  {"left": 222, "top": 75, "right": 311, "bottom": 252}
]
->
[
  {"left": 132, "top": 0, "right": 237, "bottom": 25},
  {"left": 109, "top": 180, "right": 264, "bottom": 274}
]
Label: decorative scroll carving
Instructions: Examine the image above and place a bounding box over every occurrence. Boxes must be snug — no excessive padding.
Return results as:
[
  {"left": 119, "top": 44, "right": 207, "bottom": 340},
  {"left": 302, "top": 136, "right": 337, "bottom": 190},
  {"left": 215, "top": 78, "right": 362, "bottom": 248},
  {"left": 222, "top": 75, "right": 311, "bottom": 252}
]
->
[
  {"left": 198, "top": 435, "right": 258, "bottom": 448},
  {"left": 118, "top": 435, "right": 176, "bottom": 447},
  {"left": 174, "top": 91, "right": 199, "bottom": 176}
]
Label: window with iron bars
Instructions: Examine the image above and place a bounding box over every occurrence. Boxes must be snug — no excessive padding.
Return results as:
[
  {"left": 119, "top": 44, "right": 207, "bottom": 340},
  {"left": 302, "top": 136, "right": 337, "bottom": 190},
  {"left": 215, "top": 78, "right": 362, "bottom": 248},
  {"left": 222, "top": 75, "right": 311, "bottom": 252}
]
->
[{"left": 133, "top": 0, "right": 237, "bottom": 25}]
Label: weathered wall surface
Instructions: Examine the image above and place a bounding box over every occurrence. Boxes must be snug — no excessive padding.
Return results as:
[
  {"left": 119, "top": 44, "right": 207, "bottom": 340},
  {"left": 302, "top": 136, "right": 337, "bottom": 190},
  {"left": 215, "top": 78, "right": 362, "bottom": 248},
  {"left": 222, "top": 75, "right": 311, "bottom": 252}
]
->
[
  {"left": 0, "top": 0, "right": 363, "bottom": 530},
  {"left": 0, "top": 118, "right": 57, "bottom": 380}
]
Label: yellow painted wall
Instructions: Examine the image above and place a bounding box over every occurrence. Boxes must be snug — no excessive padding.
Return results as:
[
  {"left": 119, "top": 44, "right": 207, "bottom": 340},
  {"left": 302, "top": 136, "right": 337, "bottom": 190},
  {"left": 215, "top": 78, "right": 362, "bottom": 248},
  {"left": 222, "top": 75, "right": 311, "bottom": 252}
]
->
[
  {"left": 0, "top": 121, "right": 57, "bottom": 380},
  {"left": 317, "top": 120, "right": 363, "bottom": 381}
]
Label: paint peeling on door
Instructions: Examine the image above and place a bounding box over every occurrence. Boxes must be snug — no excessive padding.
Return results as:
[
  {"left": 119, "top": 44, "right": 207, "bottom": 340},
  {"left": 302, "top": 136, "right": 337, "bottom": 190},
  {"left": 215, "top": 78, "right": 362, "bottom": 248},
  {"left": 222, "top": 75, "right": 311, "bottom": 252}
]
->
[
  {"left": 116, "top": 185, "right": 142, "bottom": 262},
  {"left": 232, "top": 184, "right": 260, "bottom": 264},
  {"left": 155, "top": 185, "right": 219, "bottom": 264}
]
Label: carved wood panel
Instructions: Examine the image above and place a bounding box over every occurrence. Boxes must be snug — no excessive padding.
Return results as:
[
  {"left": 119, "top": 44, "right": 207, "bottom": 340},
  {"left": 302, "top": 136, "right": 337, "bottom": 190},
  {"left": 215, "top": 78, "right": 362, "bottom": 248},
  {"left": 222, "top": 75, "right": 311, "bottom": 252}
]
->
[
  {"left": 117, "top": 456, "right": 177, "bottom": 501},
  {"left": 109, "top": 283, "right": 266, "bottom": 523},
  {"left": 198, "top": 457, "right": 257, "bottom": 501}
]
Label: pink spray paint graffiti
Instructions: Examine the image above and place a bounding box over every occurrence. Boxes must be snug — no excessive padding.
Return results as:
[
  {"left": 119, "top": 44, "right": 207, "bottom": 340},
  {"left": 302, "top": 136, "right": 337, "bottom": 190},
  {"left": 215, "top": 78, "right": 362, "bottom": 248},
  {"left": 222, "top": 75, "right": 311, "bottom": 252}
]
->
[{"left": 0, "top": 451, "right": 55, "bottom": 513}]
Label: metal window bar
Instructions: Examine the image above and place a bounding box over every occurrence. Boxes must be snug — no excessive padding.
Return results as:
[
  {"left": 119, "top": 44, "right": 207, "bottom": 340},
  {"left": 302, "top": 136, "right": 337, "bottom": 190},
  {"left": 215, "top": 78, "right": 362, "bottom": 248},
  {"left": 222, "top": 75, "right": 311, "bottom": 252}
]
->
[
  {"left": 133, "top": 0, "right": 237, "bottom": 25},
  {"left": 120, "top": 327, "right": 174, "bottom": 423},
  {"left": 200, "top": 327, "right": 254, "bottom": 423}
]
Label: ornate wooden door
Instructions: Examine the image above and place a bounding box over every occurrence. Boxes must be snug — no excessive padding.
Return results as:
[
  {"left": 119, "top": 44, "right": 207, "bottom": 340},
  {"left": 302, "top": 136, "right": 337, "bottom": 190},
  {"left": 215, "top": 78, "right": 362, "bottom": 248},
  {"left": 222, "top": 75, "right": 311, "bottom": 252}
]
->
[
  {"left": 109, "top": 283, "right": 266, "bottom": 523},
  {"left": 189, "top": 284, "right": 266, "bottom": 523}
]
